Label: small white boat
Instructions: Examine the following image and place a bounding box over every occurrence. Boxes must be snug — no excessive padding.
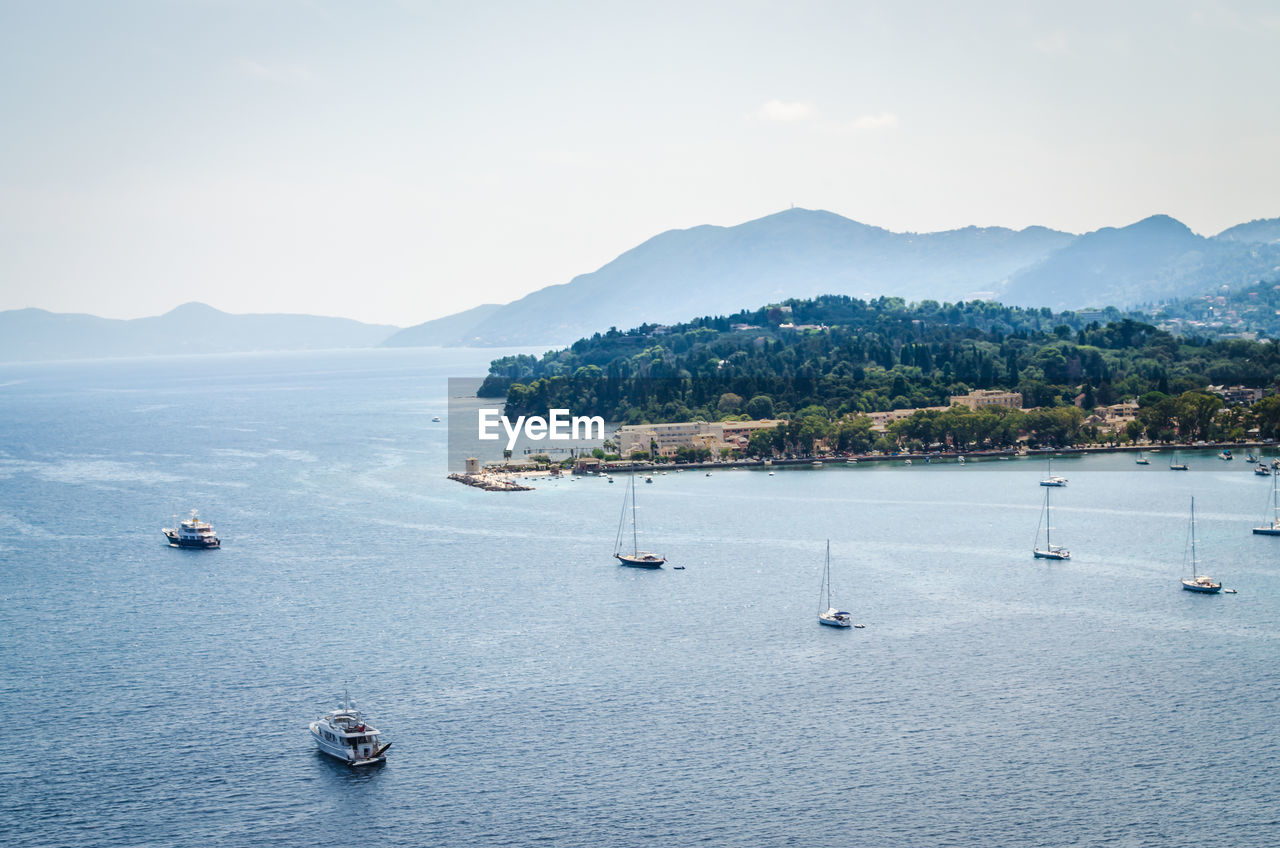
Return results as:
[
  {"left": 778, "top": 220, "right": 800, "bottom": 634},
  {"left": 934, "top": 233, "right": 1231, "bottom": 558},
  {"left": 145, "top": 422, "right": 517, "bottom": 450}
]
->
[
  {"left": 705, "top": 471, "right": 712, "bottom": 477},
  {"left": 817, "top": 540, "right": 853, "bottom": 628},
  {"left": 1180, "top": 497, "right": 1221, "bottom": 593},
  {"left": 1253, "top": 470, "right": 1280, "bottom": 536},
  {"left": 1135, "top": 451, "right": 1150, "bottom": 465},
  {"left": 432, "top": 416, "right": 441, "bottom": 422},
  {"left": 957, "top": 456, "right": 965, "bottom": 464},
  {"left": 903, "top": 459, "right": 912, "bottom": 466},
  {"left": 644, "top": 476, "right": 653, "bottom": 484},
  {"left": 310, "top": 693, "right": 390, "bottom": 766},
  {"left": 812, "top": 461, "right": 823, "bottom": 468},
  {"left": 1254, "top": 463, "right": 1272, "bottom": 477},
  {"left": 162, "top": 510, "right": 220, "bottom": 548},
  {"left": 1032, "top": 486, "right": 1070, "bottom": 560},
  {"left": 768, "top": 471, "right": 775, "bottom": 476},
  {"left": 1039, "top": 457, "right": 1067, "bottom": 487},
  {"left": 1169, "top": 450, "right": 1189, "bottom": 471}
]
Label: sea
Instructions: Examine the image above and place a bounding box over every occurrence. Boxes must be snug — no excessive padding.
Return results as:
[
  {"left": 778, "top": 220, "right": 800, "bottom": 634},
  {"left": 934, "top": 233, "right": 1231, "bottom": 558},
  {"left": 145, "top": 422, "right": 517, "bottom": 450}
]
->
[{"left": 1, "top": 348, "right": 1278, "bottom": 848}]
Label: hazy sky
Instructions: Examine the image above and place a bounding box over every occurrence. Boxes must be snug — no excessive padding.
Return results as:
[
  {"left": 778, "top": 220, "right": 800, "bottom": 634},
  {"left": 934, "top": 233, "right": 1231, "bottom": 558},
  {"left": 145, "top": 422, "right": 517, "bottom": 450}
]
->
[{"left": 2, "top": 1, "right": 1278, "bottom": 326}]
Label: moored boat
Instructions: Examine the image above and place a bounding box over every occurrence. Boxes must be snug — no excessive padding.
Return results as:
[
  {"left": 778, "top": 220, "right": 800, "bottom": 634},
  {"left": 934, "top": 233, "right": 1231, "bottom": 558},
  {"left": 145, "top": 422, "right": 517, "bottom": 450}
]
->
[
  {"left": 162, "top": 510, "right": 220, "bottom": 548},
  {"left": 1253, "top": 470, "right": 1280, "bottom": 536},
  {"left": 1040, "top": 457, "right": 1067, "bottom": 487},
  {"left": 310, "top": 693, "right": 391, "bottom": 766},
  {"left": 817, "top": 540, "right": 854, "bottom": 628},
  {"left": 1180, "top": 497, "right": 1221, "bottom": 593},
  {"left": 1032, "top": 485, "right": 1070, "bottom": 560},
  {"left": 614, "top": 467, "right": 666, "bottom": 568}
]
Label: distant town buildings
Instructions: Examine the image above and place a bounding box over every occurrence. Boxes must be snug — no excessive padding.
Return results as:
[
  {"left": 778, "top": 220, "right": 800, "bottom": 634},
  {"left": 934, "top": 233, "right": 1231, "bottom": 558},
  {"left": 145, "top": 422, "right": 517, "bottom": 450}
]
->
[
  {"left": 1084, "top": 400, "right": 1140, "bottom": 433},
  {"left": 948, "top": 389, "right": 1023, "bottom": 410},
  {"left": 866, "top": 407, "right": 946, "bottom": 433},
  {"left": 617, "top": 419, "right": 787, "bottom": 457},
  {"left": 1208, "top": 385, "right": 1266, "bottom": 405}
]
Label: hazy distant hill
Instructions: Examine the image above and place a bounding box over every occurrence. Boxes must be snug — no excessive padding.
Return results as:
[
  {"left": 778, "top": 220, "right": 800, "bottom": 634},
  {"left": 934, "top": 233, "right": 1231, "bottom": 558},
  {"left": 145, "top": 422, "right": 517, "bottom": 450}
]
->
[
  {"left": 1216, "top": 216, "right": 1280, "bottom": 244},
  {"left": 392, "top": 208, "right": 1280, "bottom": 346},
  {"left": 0, "top": 302, "right": 398, "bottom": 363},
  {"left": 389, "top": 208, "right": 1075, "bottom": 347},
  {"left": 999, "top": 215, "right": 1280, "bottom": 312},
  {"left": 382, "top": 302, "right": 503, "bottom": 347}
]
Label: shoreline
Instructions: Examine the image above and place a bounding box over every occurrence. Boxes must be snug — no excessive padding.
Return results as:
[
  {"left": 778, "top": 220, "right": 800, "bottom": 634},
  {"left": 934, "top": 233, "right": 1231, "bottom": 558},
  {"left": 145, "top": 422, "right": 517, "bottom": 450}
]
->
[{"left": 453, "top": 440, "right": 1274, "bottom": 489}]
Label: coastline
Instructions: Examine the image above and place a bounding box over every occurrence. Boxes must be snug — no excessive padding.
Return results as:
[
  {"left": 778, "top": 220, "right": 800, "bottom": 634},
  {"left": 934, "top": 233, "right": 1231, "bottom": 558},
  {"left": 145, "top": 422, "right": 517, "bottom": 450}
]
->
[{"left": 453, "top": 440, "right": 1274, "bottom": 489}]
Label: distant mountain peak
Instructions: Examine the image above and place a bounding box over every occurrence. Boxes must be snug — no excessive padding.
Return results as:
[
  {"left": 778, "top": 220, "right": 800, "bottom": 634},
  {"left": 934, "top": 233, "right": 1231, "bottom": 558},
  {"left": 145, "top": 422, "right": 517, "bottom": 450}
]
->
[
  {"left": 1215, "top": 216, "right": 1280, "bottom": 244},
  {"left": 164, "top": 301, "right": 225, "bottom": 317},
  {"left": 1127, "top": 214, "right": 1195, "bottom": 236}
]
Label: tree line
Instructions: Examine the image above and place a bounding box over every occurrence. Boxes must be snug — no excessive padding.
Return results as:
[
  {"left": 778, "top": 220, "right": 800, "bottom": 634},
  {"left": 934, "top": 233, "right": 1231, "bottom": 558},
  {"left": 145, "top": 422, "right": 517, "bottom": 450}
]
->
[{"left": 478, "top": 295, "right": 1280, "bottom": 449}]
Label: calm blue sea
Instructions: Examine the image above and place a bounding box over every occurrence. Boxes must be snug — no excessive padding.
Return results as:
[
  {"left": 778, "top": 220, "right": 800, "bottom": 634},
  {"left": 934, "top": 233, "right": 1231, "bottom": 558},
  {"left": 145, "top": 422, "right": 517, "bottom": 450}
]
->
[{"left": 2, "top": 349, "right": 1278, "bottom": 847}]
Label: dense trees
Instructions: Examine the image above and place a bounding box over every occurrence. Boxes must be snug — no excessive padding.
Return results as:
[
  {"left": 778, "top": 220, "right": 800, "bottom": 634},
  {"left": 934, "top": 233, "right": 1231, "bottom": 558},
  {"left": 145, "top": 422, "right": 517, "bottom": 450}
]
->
[{"left": 479, "top": 295, "right": 1280, "bottom": 450}]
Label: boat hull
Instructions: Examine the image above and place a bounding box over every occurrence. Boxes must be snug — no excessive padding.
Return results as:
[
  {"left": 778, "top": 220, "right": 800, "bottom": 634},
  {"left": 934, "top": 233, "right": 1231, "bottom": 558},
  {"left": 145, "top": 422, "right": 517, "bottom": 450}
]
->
[
  {"left": 615, "top": 553, "right": 665, "bottom": 568},
  {"left": 162, "top": 530, "right": 219, "bottom": 548},
  {"left": 310, "top": 724, "right": 386, "bottom": 766},
  {"left": 1181, "top": 579, "right": 1222, "bottom": 593},
  {"left": 1033, "top": 549, "right": 1070, "bottom": 560},
  {"left": 818, "top": 615, "right": 851, "bottom": 627},
  {"left": 1252, "top": 526, "right": 1280, "bottom": 536}
]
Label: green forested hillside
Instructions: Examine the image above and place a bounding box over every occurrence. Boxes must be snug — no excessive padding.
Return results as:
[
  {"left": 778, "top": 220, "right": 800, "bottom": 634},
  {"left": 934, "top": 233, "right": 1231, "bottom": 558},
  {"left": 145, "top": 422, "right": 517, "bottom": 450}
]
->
[{"left": 480, "top": 295, "right": 1280, "bottom": 428}]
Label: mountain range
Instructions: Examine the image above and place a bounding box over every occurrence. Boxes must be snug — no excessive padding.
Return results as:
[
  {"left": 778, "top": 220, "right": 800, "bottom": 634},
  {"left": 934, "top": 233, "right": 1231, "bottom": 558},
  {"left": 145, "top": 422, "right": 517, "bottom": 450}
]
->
[
  {"left": 5, "top": 209, "right": 1279, "bottom": 362},
  {"left": 386, "top": 209, "right": 1280, "bottom": 347},
  {"left": 0, "top": 302, "right": 395, "bottom": 363}
]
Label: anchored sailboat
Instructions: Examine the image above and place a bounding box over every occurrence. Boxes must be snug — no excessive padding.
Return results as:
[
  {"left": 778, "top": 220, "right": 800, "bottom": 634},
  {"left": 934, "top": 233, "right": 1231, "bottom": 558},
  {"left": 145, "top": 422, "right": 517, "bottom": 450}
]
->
[
  {"left": 1169, "top": 450, "right": 1188, "bottom": 471},
  {"left": 1033, "top": 485, "right": 1070, "bottom": 560},
  {"left": 1135, "top": 450, "right": 1150, "bottom": 465},
  {"left": 1181, "top": 497, "right": 1221, "bottom": 593},
  {"left": 614, "top": 467, "right": 666, "bottom": 568},
  {"left": 1253, "top": 470, "right": 1280, "bottom": 536},
  {"left": 817, "top": 540, "right": 853, "bottom": 627},
  {"left": 1039, "top": 457, "right": 1067, "bottom": 487}
]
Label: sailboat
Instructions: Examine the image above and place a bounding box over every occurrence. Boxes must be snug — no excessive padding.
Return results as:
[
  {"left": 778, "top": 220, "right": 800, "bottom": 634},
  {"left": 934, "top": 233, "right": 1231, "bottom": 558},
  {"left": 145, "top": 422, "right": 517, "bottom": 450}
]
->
[
  {"left": 1039, "top": 457, "right": 1067, "bottom": 487},
  {"left": 1181, "top": 496, "right": 1221, "bottom": 593},
  {"left": 1253, "top": 470, "right": 1280, "bottom": 536},
  {"left": 1169, "top": 450, "right": 1189, "bottom": 471},
  {"left": 1033, "top": 485, "right": 1070, "bottom": 560},
  {"left": 1135, "top": 450, "right": 1150, "bottom": 465},
  {"left": 613, "top": 467, "right": 666, "bottom": 568},
  {"left": 817, "top": 540, "right": 853, "bottom": 628}
]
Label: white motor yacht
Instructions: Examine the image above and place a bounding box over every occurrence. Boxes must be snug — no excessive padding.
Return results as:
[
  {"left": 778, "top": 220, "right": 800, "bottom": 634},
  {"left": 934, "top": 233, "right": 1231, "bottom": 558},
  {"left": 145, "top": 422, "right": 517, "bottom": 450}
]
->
[
  {"left": 162, "top": 510, "right": 220, "bottom": 548},
  {"left": 310, "top": 694, "right": 390, "bottom": 766}
]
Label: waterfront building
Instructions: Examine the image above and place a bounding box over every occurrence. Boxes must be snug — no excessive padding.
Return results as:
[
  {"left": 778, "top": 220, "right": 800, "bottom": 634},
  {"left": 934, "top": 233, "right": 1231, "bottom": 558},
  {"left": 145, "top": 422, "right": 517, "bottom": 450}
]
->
[
  {"left": 617, "top": 419, "right": 787, "bottom": 457},
  {"left": 949, "top": 389, "right": 1023, "bottom": 410}
]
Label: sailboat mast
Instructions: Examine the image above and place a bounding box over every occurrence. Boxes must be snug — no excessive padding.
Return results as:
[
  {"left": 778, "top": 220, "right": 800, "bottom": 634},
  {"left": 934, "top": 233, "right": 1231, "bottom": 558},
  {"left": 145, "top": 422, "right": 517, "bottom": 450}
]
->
[
  {"left": 1045, "top": 486, "right": 1051, "bottom": 548},
  {"left": 631, "top": 466, "right": 639, "bottom": 555},
  {"left": 821, "top": 540, "right": 830, "bottom": 610},
  {"left": 1190, "top": 496, "right": 1198, "bottom": 577},
  {"left": 1268, "top": 467, "right": 1279, "bottom": 522}
]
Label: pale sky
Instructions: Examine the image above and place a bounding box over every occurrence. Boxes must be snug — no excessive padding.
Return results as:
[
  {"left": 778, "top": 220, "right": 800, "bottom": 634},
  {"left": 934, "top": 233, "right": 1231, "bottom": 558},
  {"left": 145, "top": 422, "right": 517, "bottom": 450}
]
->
[{"left": 2, "top": 0, "right": 1278, "bottom": 326}]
